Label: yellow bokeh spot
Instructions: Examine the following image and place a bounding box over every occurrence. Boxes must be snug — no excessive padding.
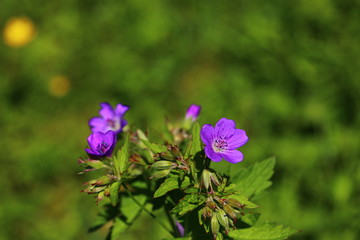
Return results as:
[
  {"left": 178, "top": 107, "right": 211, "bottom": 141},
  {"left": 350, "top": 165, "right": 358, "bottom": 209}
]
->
[
  {"left": 3, "top": 17, "right": 36, "bottom": 48},
  {"left": 49, "top": 75, "right": 71, "bottom": 97}
]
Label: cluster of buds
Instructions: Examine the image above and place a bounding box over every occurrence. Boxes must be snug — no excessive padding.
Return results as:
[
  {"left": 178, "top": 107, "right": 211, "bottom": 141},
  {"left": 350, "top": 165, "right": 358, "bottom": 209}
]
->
[
  {"left": 200, "top": 195, "right": 246, "bottom": 238},
  {"left": 201, "top": 169, "right": 221, "bottom": 194},
  {"left": 150, "top": 144, "right": 190, "bottom": 179}
]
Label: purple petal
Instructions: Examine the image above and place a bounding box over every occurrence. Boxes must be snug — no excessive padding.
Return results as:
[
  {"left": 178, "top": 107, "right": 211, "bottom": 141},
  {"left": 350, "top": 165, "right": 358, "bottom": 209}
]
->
[
  {"left": 87, "top": 132, "right": 102, "bottom": 149},
  {"left": 115, "top": 104, "right": 130, "bottom": 116},
  {"left": 220, "top": 150, "right": 244, "bottom": 164},
  {"left": 85, "top": 148, "right": 97, "bottom": 155},
  {"left": 99, "top": 102, "right": 115, "bottom": 119},
  {"left": 215, "top": 118, "right": 236, "bottom": 138},
  {"left": 89, "top": 117, "right": 106, "bottom": 132},
  {"left": 186, "top": 104, "right": 201, "bottom": 120},
  {"left": 175, "top": 221, "right": 185, "bottom": 237},
  {"left": 227, "top": 129, "right": 249, "bottom": 149},
  {"left": 201, "top": 124, "right": 215, "bottom": 146},
  {"left": 119, "top": 119, "right": 128, "bottom": 132},
  {"left": 204, "top": 145, "right": 222, "bottom": 162}
]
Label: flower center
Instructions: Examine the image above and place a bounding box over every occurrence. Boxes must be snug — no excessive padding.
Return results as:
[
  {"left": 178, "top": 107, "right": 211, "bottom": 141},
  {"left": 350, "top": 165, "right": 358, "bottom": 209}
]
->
[
  {"left": 106, "top": 118, "right": 119, "bottom": 130},
  {"left": 213, "top": 137, "right": 228, "bottom": 152},
  {"left": 96, "top": 141, "right": 109, "bottom": 154}
]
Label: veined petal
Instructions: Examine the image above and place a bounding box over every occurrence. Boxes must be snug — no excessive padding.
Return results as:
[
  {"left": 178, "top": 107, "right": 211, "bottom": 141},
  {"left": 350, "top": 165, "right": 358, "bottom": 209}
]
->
[
  {"left": 215, "top": 118, "right": 236, "bottom": 138},
  {"left": 204, "top": 145, "right": 222, "bottom": 162},
  {"left": 201, "top": 124, "right": 215, "bottom": 145},
  {"left": 103, "top": 130, "right": 116, "bottom": 144},
  {"left": 220, "top": 150, "right": 244, "bottom": 164},
  {"left": 87, "top": 132, "right": 101, "bottom": 149},
  {"left": 227, "top": 129, "right": 248, "bottom": 149},
  {"left": 85, "top": 148, "right": 97, "bottom": 155},
  {"left": 89, "top": 117, "right": 106, "bottom": 132},
  {"left": 99, "top": 102, "right": 115, "bottom": 119},
  {"left": 115, "top": 104, "right": 130, "bottom": 116}
]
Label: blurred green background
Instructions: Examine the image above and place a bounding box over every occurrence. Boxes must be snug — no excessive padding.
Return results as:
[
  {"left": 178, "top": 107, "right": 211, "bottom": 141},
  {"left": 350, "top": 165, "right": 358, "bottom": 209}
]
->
[{"left": 1, "top": 0, "right": 359, "bottom": 239}]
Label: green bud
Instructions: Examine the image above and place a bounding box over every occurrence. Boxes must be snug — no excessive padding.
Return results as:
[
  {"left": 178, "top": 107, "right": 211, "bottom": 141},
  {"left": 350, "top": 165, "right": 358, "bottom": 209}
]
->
[
  {"left": 209, "top": 172, "right": 221, "bottom": 186},
  {"left": 223, "top": 204, "right": 237, "bottom": 221},
  {"left": 211, "top": 214, "right": 220, "bottom": 236},
  {"left": 227, "top": 198, "right": 244, "bottom": 208},
  {"left": 202, "top": 169, "right": 211, "bottom": 190},
  {"left": 160, "top": 152, "right": 174, "bottom": 160},
  {"left": 207, "top": 201, "right": 217, "bottom": 210},
  {"left": 203, "top": 206, "right": 213, "bottom": 218},
  {"left": 216, "top": 209, "right": 229, "bottom": 232},
  {"left": 150, "top": 169, "right": 171, "bottom": 179},
  {"left": 151, "top": 160, "right": 174, "bottom": 170}
]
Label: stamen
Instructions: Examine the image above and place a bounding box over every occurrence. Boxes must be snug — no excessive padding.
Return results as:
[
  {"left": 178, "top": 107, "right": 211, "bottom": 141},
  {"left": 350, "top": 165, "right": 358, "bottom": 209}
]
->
[{"left": 213, "top": 136, "right": 228, "bottom": 152}]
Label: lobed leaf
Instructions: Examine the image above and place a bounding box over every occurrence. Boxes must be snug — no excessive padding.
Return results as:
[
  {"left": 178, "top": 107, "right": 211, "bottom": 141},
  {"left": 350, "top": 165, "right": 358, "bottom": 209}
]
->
[
  {"left": 228, "top": 222, "right": 298, "bottom": 240},
  {"left": 113, "top": 133, "right": 130, "bottom": 176},
  {"left": 231, "top": 158, "right": 276, "bottom": 198},
  {"left": 172, "top": 194, "right": 205, "bottom": 216},
  {"left": 142, "top": 140, "right": 168, "bottom": 153},
  {"left": 110, "top": 181, "right": 121, "bottom": 206},
  {"left": 154, "top": 176, "right": 191, "bottom": 198},
  {"left": 190, "top": 122, "right": 202, "bottom": 156}
]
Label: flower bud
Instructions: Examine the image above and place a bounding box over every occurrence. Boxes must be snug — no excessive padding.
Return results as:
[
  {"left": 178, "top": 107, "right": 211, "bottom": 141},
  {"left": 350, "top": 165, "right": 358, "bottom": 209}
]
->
[
  {"left": 150, "top": 169, "right": 171, "bottom": 179},
  {"left": 223, "top": 204, "right": 237, "bottom": 221},
  {"left": 216, "top": 209, "right": 229, "bottom": 233},
  {"left": 202, "top": 206, "right": 213, "bottom": 218},
  {"left": 202, "top": 169, "right": 211, "bottom": 190},
  {"left": 211, "top": 214, "right": 220, "bottom": 236},
  {"left": 151, "top": 160, "right": 174, "bottom": 170},
  {"left": 207, "top": 201, "right": 217, "bottom": 210},
  {"left": 227, "top": 198, "right": 244, "bottom": 209}
]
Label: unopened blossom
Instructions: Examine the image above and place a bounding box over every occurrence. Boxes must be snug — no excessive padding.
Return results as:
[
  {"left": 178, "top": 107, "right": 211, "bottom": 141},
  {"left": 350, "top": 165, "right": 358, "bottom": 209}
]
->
[
  {"left": 89, "top": 102, "right": 129, "bottom": 134},
  {"left": 85, "top": 130, "right": 117, "bottom": 158},
  {"left": 185, "top": 104, "right": 201, "bottom": 122},
  {"left": 200, "top": 118, "right": 248, "bottom": 163}
]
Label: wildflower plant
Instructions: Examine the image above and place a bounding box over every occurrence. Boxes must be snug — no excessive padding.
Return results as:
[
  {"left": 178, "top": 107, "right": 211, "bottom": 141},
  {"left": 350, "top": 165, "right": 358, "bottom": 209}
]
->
[{"left": 79, "top": 102, "right": 298, "bottom": 240}]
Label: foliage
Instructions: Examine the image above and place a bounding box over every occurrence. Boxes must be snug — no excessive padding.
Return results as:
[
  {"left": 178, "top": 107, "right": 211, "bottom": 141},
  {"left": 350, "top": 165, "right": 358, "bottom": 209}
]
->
[{"left": 79, "top": 107, "right": 297, "bottom": 239}]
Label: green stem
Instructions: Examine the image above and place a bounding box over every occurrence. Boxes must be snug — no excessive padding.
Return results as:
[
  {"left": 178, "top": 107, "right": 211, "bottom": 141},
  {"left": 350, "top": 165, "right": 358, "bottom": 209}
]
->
[{"left": 122, "top": 184, "right": 174, "bottom": 235}]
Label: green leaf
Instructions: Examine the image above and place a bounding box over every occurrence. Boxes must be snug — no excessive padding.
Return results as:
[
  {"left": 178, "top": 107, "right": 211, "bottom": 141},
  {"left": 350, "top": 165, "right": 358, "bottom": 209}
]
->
[
  {"left": 110, "top": 218, "right": 127, "bottom": 240},
  {"left": 84, "top": 159, "right": 107, "bottom": 169},
  {"left": 232, "top": 158, "right": 276, "bottom": 198},
  {"left": 228, "top": 222, "right": 298, "bottom": 240},
  {"left": 190, "top": 122, "right": 202, "bottom": 156},
  {"left": 240, "top": 213, "right": 261, "bottom": 226},
  {"left": 110, "top": 181, "right": 121, "bottom": 206},
  {"left": 113, "top": 133, "right": 130, "bottom": 176},
  {"left": 142, "top": 140, "right": 168, "bottom": 153},
  {"left": 154, "top": 176, "right": 191, "bottom": 198},
  {"left": 229, "top": 194, "right": 258, "bottom": 209},
  {"left": 172, "top": 194, "right": 205, "bottom": 216}
]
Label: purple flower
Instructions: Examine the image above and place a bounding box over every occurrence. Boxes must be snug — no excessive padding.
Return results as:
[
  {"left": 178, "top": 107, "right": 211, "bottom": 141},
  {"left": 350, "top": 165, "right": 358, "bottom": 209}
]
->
[
  {"left": 200, "top": 118, "right": 248, "bottom": 164},
  {"left": 185, "top": 104, "right": 201, "bottom": 122},
  {"left": 85, "top": 131, "right": 117, "bottom": 158},
  {"left": 175, "top": 221, "right": 185, "bottom": 237},
  {"left": 89, "top": 102, "right": 129, "bottom": 134}
]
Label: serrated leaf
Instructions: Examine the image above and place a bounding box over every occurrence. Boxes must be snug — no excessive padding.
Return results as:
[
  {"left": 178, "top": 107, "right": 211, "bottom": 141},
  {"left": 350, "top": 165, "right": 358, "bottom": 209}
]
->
[
  {"left": 110, "top": 181, "right": 121, "bottom": 206},
  {"left": 84, "top": 159, "right": 107, "bottom": 169},
  {"left": 229, "top": 194, "right": 258, "bottom": 209},
  {"left": 190, "top": 122, "right": 202, "bottom": 156},
  {"left": 142, "top": 140, "right": 168, "bottom": 153},
  {"left": 113, "top": 133, "right": 130, "bottom": 176},
  {"left": 154, "top": 176, "right": 191, "bottom": 198},
  {"left": 228, "top": 222, "right": 298, "bottom": 240},
  {"left": 232, "top": 158, "right": 276, "bottom": 198},
  {"left": 241, "top": 213, "right": 261, "bottom": 226},
  {"left": 172, "top": 194, "right": 205, "bottom": 216}
]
